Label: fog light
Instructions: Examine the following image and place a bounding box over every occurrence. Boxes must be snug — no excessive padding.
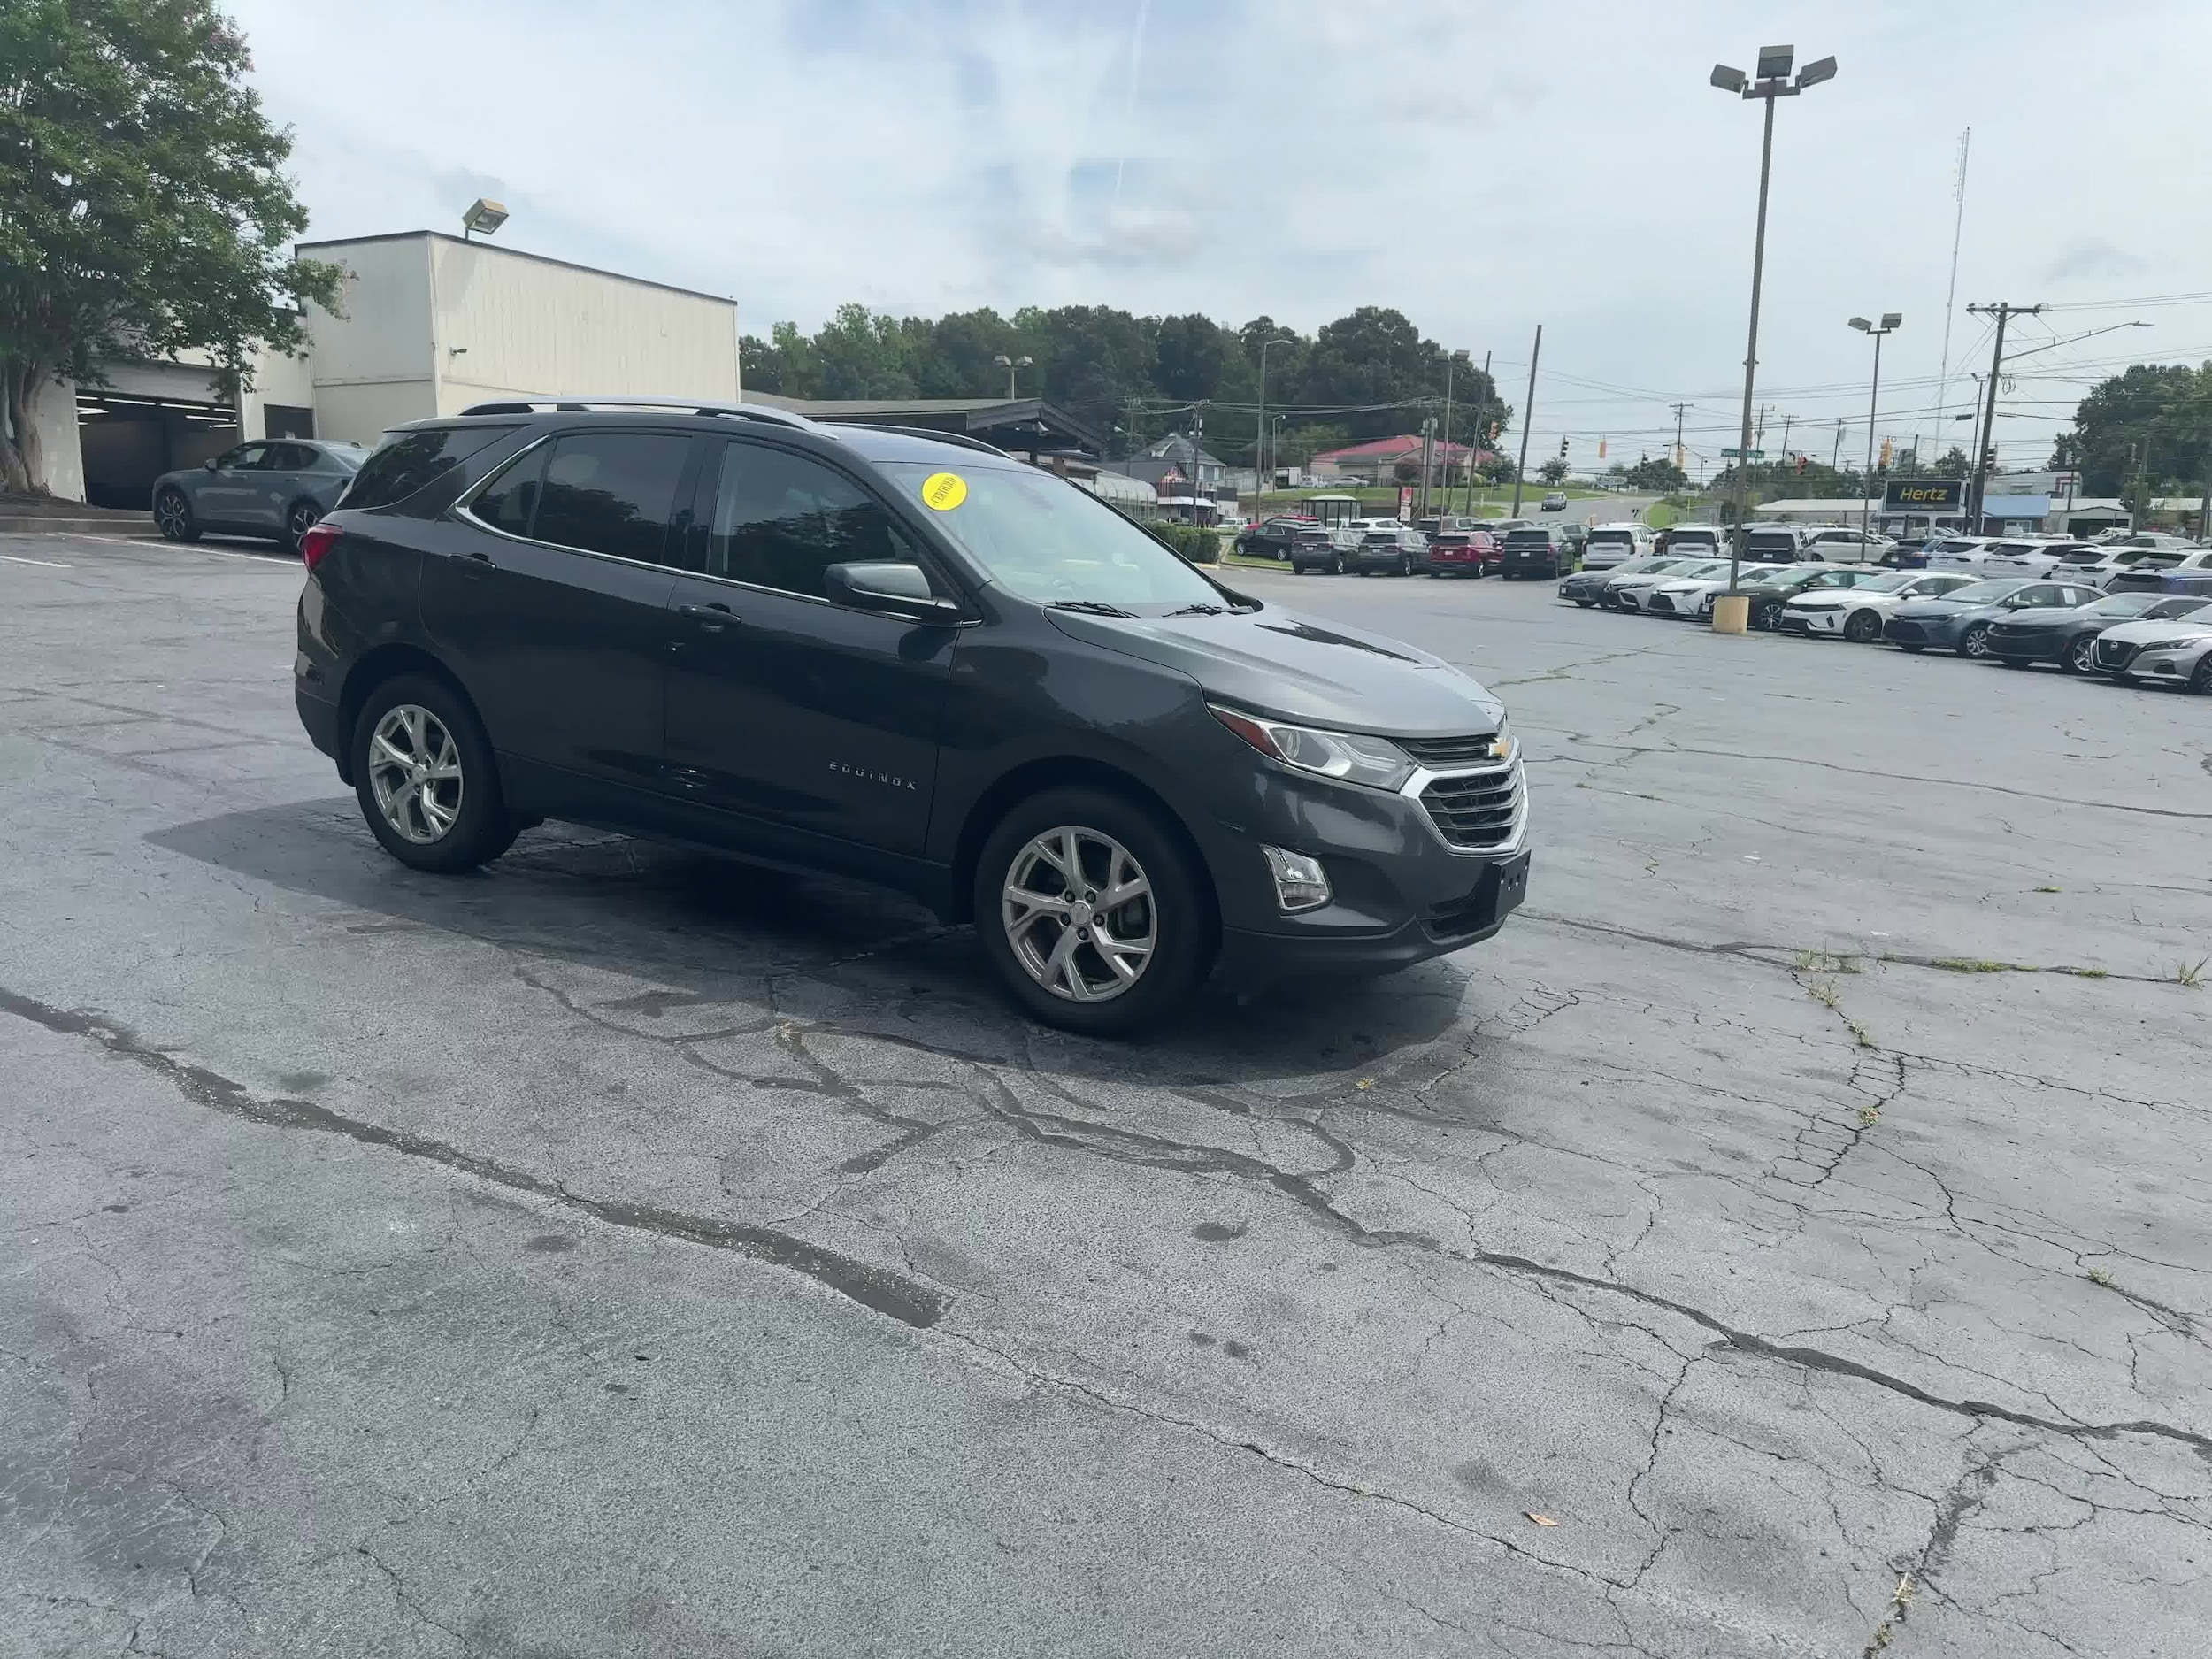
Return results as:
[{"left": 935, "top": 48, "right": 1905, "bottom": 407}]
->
[{"left": 1263, "top": 846, "right": 1332, "bottom": 912}]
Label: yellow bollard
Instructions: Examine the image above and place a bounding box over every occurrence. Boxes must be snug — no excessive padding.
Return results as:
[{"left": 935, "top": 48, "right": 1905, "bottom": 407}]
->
[{"left": 1710, "top": 594, "right": 1751, "bottom": 634}]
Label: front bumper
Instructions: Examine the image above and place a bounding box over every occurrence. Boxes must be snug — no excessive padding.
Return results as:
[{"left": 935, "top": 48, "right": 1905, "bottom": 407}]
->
[
  {"left": 2128, "top": 643, "right": 2209, "bottom": 680},
  {"left": 1985, "top": 626, "right": 2063, "bottom": 663},
  {"left": 1781, "top": 607, "right": 1847, "bottom": 635},
  {"left": 1883, "top": 615, "right": 1963, "bottom": 647},
  {"left": 1198, "top": 749, "right": 1532, "bottom": 989}
]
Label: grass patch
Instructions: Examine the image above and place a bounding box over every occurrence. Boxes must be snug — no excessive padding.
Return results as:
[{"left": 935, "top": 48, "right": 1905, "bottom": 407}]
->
[
  {"left": 1857, "top": 1103, "right": 1883, "bottom": 1128},
  {"left": 1794, "top": 949, "right": 1861, "bottom": 974},
  {"left": 1932, "top": 957, "right": 2030, "bottom": 974},
  {"left": 2034, "top": 885, "right": 2062, "bottom": 894},
  {"left": 1804, "top": 979, "right": 1840, "bottom": 1009},
  {"left": 2085, "top": 1266, "right": 2115, "bottom": 1287},
  {"left": 1847, "top": 1019, "right": 1877, "bottom": 1049},
  {"left": 2176, "top": 957, "right": 2206, "bottom": 989},
  {"left": 2052, "top": 966, "right": 2108, "bottom": 979}
]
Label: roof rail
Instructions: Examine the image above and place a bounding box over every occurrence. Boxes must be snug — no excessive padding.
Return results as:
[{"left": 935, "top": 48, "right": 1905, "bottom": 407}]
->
[
  {"left": 837, "top": 422, "right": 1011, "bottom": 458},
  {"left": 456, "top": 395, "right": 824, "bottom": 434}
]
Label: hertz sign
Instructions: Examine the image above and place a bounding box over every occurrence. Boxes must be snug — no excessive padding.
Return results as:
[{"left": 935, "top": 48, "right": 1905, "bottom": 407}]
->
[{"left": 1884, "top": 479, "right": 1963, "bottom": 510}]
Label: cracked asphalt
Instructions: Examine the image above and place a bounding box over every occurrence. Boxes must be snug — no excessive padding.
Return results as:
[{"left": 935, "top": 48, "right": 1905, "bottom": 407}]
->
[{"left": 4, "top": 533, "right": 2208, "bottom": 1658}]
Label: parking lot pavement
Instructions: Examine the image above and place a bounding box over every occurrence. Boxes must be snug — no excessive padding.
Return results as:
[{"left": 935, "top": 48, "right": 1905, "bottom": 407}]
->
[{"left": 4, "top": 535, "right": 2208, "bottom": 1658}]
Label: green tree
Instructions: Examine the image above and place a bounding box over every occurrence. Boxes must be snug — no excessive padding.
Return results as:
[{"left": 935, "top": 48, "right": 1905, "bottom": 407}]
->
[
  {"left": 1622, "top": 457, "right": 1688, "bottom": 491},
  {"left": 2052, "top": 362, "right": 2212, "bottom": 495},
  {"left": 0, "top": 0, "right": 341, "bottom": 493},
  {"left": 1538, "top": 457, "right": 1569, "bottom": 486}
]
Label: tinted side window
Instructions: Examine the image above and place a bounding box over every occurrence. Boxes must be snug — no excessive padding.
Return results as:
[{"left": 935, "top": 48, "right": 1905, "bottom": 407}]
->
[
  {"left": 343, "top": 426, "right": 519, "bottom": 510},
  {"left": 532, "top": 434, "right": 691, "bottom": 565},
  {"left": 470, "top": 444, "right": 548, "bottom": 538},
  {"left": 268, "top": 442, "right": 317, "bottom": 471},
  {"left": 705, "top": 442, "right": 905, "bottom": 598}
]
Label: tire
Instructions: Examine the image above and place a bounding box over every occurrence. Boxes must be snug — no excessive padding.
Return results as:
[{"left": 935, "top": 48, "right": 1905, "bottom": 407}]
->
[
  {"left": 1843, "top": 610, "right": 1881, "bottom": 643},
  {"left": 153, "top": 488, "right": 201, "bottom": 542},
  {"left": 1957, "top": 623, "right": 1992, "bottom": 659},
  {"left": 350, "top": 673, "right": 519, "bottom": 873},
  {"left": 2191, "top": 656, "right": 2212, "bottom": 695},
  {"left": 972, "top": 785, "right": 1213, "bottom": 1037},
  {"left": 1574, "top": 598, "right": 1596, "bottom": 608},
  {"left": 1395, "top": 553, "right": 1412, "bottom": 577},
  {"left": 2062, "top": 634, "right": 2097, "bottom": 675},
  {"left": 1327, "top": 553, "right": 1345, "bottom": 576},
  {"left": 282, "top": 498, "right": 323, "bottom": 557},
  {"left": 1751, "top": 604, "right": 1778, "bottom": 632}
]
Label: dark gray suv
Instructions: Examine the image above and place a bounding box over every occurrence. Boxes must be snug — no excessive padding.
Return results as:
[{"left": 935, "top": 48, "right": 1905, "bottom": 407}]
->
[
  {"left": 153, "top": 437, "right": 371, "bottom": 554},
  {"left": 292, "top": 399, "right": 1529, "bottom": 1034}
]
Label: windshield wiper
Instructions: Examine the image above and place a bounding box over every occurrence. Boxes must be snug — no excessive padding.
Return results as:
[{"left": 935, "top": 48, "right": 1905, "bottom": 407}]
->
[
  {"left": 1041, "top": 599, "right": 1138, "bottom": 618},
  {"left": 1162, "top": 602, "right": 1228, "bottom": 616}
]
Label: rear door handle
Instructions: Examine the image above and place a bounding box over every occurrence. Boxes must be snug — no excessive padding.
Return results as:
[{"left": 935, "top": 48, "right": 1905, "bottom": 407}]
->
[{"left": 677, "top": 602, "right": 735, "bottom": 631}]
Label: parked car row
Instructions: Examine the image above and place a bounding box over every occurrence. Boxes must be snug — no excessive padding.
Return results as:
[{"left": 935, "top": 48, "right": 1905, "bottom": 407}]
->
[{"left": 1557, "top": 555, "right": 2212, "bottom": 692}]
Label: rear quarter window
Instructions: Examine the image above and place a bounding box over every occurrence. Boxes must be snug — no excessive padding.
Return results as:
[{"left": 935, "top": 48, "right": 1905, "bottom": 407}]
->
[{"left": 340, "top": 425, "right": 522, "bottom": 511}]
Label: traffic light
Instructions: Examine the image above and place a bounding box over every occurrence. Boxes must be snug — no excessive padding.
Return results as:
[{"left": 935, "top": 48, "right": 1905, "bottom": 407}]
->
[
  {"left": 1598, "top": 439, "right": 1608, "bottom": 459},
  {"left": 1878, "top": 438, "right": 1893, "bottom": 469},
  {"left": 1796, "top": 453, "right": 1808, "bottom": 473},
  {"left": 1557, "top": 437, "right": 1569, "bottom": 457},
  {"left": 1982, "top": 447, "right": 1997, "bottom": 472}
]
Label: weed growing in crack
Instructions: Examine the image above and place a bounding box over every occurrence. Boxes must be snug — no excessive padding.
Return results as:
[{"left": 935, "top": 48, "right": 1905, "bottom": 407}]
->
[
  {"left": 2034, "top": 885, "right": 2062, "bottom": 894},
  {"left": 2053, "top": 966, "right": 2108, "bottom": 979},
  {"left": 1805, "top": 979, "right": 1841, "bottom": 1010},
  {"left": 1794, "top": 949, "right": 1861, "bottom": 974},
  {"left": 1847, "top": 1019, "right": 1877, "bottom": 1049},
  {"left": 1858, "top": 1103, "right": 1882, "bottom": 1128},
  {"left": 2085, "top": 1267, "right": 2115, "bottom": 1288},
  {"left": 2175, "top": 957, "right": 2206, "bottom": 989},
  {"left": 1932, "top": 957, "right": 2026, "bottom": 974}
]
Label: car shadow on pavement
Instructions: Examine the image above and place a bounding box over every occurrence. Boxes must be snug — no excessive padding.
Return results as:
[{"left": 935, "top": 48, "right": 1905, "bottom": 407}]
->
[{"left": 148, "top": 799, "right": 1465, "bottom": 1086}]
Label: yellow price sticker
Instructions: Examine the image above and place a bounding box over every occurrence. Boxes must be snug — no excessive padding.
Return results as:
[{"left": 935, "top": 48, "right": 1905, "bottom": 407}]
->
[{"left": 919, "top": 472, "right": 968, "bottom": 511}]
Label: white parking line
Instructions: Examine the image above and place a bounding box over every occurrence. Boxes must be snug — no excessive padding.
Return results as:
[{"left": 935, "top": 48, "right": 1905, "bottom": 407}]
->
[
  {"left": 0, "top": 552, "right": 73, "bottom": 567},
  {"left": 41, "top": 532, "right": 295, "bottom": 565}
]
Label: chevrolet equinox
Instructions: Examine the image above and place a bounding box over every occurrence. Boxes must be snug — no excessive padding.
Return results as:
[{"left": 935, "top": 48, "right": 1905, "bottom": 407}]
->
[{"left": 293, "top": 400, "right": 1528, "bottom": 1035}]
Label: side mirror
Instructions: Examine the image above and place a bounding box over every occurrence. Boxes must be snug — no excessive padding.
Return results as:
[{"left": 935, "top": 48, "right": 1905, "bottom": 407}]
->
[{"left": 824, "top": 561, "right": 961, "bottom": 623}]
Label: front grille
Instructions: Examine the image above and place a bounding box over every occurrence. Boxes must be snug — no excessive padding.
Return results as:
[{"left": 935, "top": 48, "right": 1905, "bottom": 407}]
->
[
  {"left": 1886, "top": 619, "right": 1925, "bottom": 642},
  {"left": 2095, "top": 638, "right": 2139, "bottom": 670},
  {"left": 1647, "top": 593, "right": 1676, "bottom": 613},
  {"left": 1419, "top": 761, "right": 1521, "bottom": 849},
  {"left": 1400, "top": 733, "right": 1506, "bottom": 767},
  {"left": 1779, "top": 614, "right": 1811, "bottom": 633}
]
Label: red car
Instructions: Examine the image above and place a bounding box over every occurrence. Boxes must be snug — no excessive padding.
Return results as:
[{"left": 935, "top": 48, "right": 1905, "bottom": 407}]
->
[{"left": 1427, "top": 530, "right": 1500, "bottom": 578}]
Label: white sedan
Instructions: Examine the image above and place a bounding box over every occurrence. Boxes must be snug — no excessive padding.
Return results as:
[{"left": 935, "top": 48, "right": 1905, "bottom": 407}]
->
[
  {"left": 1609, "top": 557, "right": 1732, "bottom": 611},
  {"left": 2089, "top": 613, "right": 2212, "bottom": 691},
  {"left": 1643, "top": 565, "right": 1783, "bottom": 619},
  {"left": 1778, "top": 570, "right": 1978, "bottom": 641}
]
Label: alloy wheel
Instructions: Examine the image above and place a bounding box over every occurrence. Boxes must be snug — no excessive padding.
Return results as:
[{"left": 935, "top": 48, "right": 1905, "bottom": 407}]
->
[
  {"left": 1001, "top": 826, "right": 1156, "bottom": 1003},
  {"left": 1844, "top": 610, "right": 1880, "bottom": 643},
  {"left": 1961, "top": 625, "right": 1991, "bottom": 658},
  {"left": 288, "top": 501, "right": 322, "bottom": 549},
  {"left": 2068, "top": 635, "right": 2097, "bottom": 674},
  {"left": 1328, "top": 553, "right": 1344, "bottom": 575},
  {"left": 367, "top": 703, "right": 465, "bottom": 844},
  {"left": 155, "top": 491, "right": 189, "bottom": 538}
]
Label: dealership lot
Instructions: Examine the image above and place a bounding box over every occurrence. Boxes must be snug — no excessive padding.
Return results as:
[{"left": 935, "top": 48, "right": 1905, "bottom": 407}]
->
[{"left": 4, "top": 537, "right": 2208, "bottom": 1657}]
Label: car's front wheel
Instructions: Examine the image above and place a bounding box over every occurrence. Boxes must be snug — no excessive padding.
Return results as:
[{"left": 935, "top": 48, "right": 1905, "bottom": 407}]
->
[
  {"left": 282, "top": 499, "right": 323, "bottom": 557},
  {"left": 1957, "top": 623, "right": 1993, "bottom": 659},
  {"left": 1843, "top": 610, "right": 1882, "bottom": 643},
  {"left": 2061, "top": 635, "right": 2097, "bottom": 675},
  {"left": 153, "top": 488, "right": 201, "bottom": 542},
  {"left": 974, "top": 786, "right": 1212, "bottom": 1037},
  {"left": 351, "top": 674, "right": 519, "bottom": 873}
]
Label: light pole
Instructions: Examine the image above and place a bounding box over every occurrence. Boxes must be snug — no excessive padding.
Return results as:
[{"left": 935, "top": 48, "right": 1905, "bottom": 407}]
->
[
  {"left": 993, "top": 353, "right": 1033, "bottom": 400},
  {"left": 1256, "top": 334, "right": 1294, "bottom": 512},
  {"left": 1709, "top": 45, "right": 1836, "bottom": 626},
  {"left": 1848, "top": 312, "right": 1901, "bottom": 541}
]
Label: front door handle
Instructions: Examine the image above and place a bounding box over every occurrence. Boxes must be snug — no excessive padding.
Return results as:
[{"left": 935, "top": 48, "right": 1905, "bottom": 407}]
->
[
  {"left": 677, "top": 602, "right": 736, "bottom": 631},
  {"left": 458, "top": 550, "right": 495, "bottom": 579}
]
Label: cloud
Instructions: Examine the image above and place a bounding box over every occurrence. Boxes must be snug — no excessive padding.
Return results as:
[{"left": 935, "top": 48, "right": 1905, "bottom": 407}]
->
[{"left": 225, "top": 0, "right": 2212, "bottom": 471}]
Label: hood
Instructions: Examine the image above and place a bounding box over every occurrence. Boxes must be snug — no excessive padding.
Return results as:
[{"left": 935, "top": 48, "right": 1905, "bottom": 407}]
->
[
  {"left": 1041, "top": 604, "right": 1504, "bottom": 737},
  {"left": 2101, "top": 618, "right": 2212, "bottom": 646},
  {"left": 1894, "top": 596, "right": 2002, "bottom": 618}
]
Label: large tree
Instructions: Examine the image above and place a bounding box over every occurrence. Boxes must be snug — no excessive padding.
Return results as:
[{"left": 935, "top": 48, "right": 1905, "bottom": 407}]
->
[
  {"left": 0, "top": 0, "right": 341, "bottom": 493},
  {"left": 2051, "top": 362, "right": 2212, "bottom": 495}
]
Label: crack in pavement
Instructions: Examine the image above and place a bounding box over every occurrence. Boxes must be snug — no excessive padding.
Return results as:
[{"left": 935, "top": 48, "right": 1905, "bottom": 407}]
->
[{"left": 0, "top": 986, "right": 951, "bottom": 1331}]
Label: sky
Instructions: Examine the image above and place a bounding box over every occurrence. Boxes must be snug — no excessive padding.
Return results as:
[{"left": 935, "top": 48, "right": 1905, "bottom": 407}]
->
[{"left": 227, "top": 0, "right": 2212, "bottom": 478}]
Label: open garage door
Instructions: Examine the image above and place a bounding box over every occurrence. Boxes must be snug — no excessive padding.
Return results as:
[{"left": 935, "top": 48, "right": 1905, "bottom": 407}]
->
[{"left": 76, "top": 362, "right": 240, "bottom": 510}]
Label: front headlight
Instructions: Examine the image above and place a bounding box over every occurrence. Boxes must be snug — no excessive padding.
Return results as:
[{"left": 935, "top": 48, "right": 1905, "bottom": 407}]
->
[
  {"left": 2153, "top": 634, "right": 2212, "bottom": 651},
  {"left": 1210, "top": 706, "right": 1417, "bottom": 792}
]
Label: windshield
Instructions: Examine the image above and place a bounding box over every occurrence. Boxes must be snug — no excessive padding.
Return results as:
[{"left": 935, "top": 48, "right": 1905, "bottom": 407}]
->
[
  {"left": 2084, "top": 593, "right": 2162, "bottom": 618},
  {"left": 881, "top": 462, "right": 1226, "bottom": 612},
  {"left": 1942, "top": 580, "right": 2028, "bottom": 604},
  {"left": 1857, "top": 572, "right": 1917, "bottom": 593},
  {"left": 2147, "top": 596, "right": 2212, "bottom": 620},
  {"left": 1587, "top": 530, "right": 1633, "bottom": 544}
]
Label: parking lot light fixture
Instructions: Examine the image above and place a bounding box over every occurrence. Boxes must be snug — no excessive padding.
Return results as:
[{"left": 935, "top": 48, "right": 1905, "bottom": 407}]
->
[
  {"left": 993, "top": 353, "right": 1033, "bottom": 400},
  {"left": 460, "top": 198, "right": 508, "bottom": 240},
  {"left": 1849, "top": 312, "right": 1902, "bottom": 541},
  {"left": 1709, "top": 43, "right": 1837, "bottom": 628}
]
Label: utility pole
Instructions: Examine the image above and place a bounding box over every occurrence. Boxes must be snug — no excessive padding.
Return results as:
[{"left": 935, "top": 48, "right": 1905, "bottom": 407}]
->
[
  {"left": 1471, "top": 349, "right": 1491, "bottom": 511},
  {"left": 1935, "top": 129, "right": 1970, "bottom": 435},
  {"left": 1441, "top": 356, "right": 1455, "bottom": 509},
  {"left": 1670, "top": 402, "right": 1687, "bottom": 474},
  {"left": 1510, "top": 325, "right": 1541, "bottom": 518},
  {"left": 1831, "top": 418, "right": 1844, "bottom": 471},
  {"left": 1417, "top": 416, "right": 1435, "bottom": 519},
  {"left": 1964, "top": 303, "right": 2042, "bottom": 532},
  {"left": 1779, "top": 412, "right": 1794, "bottom": 468}
]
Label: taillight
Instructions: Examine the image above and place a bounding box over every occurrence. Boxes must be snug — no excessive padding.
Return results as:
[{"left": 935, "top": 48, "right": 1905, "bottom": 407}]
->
[{"left": 299, "top": 521, "right": 341, "bottom": 572}]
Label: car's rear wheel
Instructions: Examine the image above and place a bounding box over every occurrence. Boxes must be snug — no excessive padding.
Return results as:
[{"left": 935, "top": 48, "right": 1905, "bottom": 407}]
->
[
  {"left": 282, "top": 499, "right": 323, "bottom": 557},
  {"left": 153, "top": 488, "right": 200, "bottom": 542},
  {"left": 973, "top": 786, "right": 1212, "bottom": 1036},
  {"left": 1957, "top": 623, "right": 1993, "bottom": 659},
  {"left": 351, "top": 674, "right": 518, "bottom": 873},
  {"left": 1395, "top": 552, "right": 1412, "bottom": 577},
  {"left": 2190, "top": 656, "right": 2212, "bottom": 695},
  {"left": 1843, "top": 610, "right": 1882, "bottom": 643},
  {"left": 1327, "top": 552, "right": 1345, "bottom": 576},
  {"left": 1751, "top": 603, "right": 1779, "bottom": 631}
]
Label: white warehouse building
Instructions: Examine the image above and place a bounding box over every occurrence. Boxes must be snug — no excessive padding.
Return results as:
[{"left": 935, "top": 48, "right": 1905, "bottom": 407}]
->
[{"left": 65, "top": 230, "right": 741, "bottom": 507}]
